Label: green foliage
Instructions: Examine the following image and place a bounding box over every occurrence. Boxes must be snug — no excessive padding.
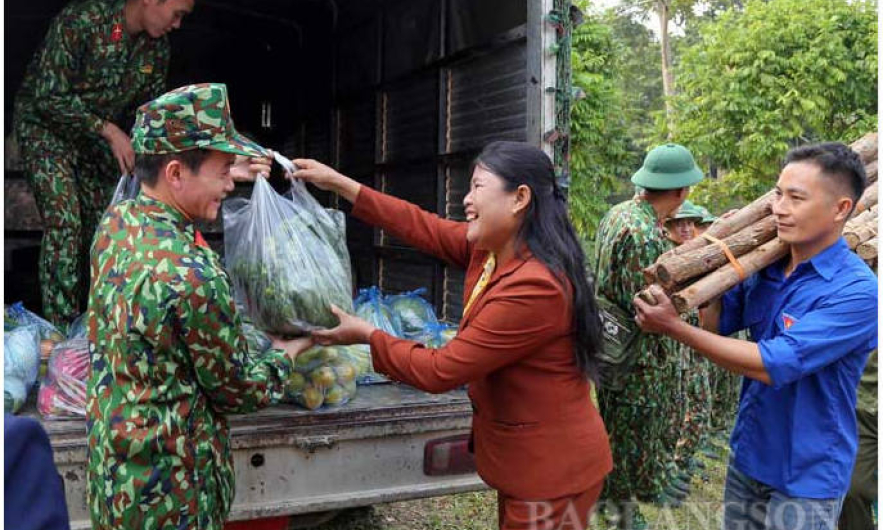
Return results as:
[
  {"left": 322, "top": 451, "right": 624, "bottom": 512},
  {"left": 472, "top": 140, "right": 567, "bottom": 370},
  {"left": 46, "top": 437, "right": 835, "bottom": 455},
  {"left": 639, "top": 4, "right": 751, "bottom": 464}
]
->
[
  {"left": 568, "top": 4, "right": 644, "bottom": 241},
  {"left": 606, "top": 11, "right": 666, "bottom": 148},
  {"left": 670, "top": 0, "right": 878, "bottom": 211}
]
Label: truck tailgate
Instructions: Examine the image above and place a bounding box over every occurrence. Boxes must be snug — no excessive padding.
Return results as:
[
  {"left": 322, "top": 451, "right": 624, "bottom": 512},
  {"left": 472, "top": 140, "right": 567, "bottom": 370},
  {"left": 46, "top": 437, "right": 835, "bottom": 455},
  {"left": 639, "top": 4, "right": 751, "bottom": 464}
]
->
[{"left": 26, "top": 384, "right": 486, "bottom": 528}]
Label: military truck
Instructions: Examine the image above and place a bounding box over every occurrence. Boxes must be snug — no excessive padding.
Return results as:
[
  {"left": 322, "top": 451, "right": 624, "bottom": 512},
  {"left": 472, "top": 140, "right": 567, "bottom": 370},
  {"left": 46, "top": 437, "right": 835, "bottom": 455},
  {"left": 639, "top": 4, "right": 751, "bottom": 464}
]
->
[{"left": 5, "top": 0, "right": 575, "bottom": 527}]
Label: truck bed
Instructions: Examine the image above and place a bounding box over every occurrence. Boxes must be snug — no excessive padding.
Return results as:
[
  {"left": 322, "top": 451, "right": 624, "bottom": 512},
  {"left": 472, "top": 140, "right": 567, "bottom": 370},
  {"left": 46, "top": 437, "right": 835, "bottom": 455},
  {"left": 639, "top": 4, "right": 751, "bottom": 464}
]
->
[{"left": 22, "top": 384, "right": 485, "bottom": 528}]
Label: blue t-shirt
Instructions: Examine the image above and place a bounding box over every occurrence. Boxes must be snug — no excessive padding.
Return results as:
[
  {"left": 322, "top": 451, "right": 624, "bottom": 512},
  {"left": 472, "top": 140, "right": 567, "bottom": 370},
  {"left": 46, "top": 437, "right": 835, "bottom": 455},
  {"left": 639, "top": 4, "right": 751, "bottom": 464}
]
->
[{"left": 720, "top": 237, "right": 878, "bottom": 499}]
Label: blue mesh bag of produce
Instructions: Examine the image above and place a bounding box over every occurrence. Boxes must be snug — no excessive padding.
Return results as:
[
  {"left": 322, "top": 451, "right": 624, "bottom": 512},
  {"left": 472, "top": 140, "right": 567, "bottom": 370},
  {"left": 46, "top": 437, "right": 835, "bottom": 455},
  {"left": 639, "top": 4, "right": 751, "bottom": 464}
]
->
[
  {"left": 386, "top": 288, "right": 438, "bottom": 338},
  {"left": 353, "top": 287, "right": 403, "bottom": 337},
  {"left": 4, "top": 324, "right": 40, "bottom": 413},
  {"left": 4, "top": 302, "right": 64, "bottom": 341},
  {"left": 417, "top": 321, "right": 458, "bottom": 348}
]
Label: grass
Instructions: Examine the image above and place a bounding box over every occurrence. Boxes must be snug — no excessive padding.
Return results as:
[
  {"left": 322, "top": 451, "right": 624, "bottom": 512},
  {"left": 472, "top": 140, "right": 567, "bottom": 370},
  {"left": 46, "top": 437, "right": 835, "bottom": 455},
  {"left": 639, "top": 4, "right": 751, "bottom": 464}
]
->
[
  {"left": 637, "top": 437, "right": 731, "bottom": 530},
  {"left": 310, "top": 436, "right": 731, "bottom": 530}
]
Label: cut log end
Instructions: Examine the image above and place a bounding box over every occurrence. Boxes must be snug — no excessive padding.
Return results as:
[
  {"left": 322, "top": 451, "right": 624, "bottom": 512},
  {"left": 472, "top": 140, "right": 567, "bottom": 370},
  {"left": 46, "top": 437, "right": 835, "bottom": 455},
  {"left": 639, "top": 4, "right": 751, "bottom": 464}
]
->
[{"left": 857, "top": 237, "right": 878, "bottom": 261}]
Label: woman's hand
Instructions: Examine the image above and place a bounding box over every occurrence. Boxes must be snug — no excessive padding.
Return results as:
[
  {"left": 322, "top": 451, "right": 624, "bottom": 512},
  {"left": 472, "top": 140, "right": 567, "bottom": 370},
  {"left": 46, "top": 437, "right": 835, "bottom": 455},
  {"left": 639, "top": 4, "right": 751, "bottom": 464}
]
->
[
  {"left": 269, "top": 335, "right": 315, "bottom": 363},
  {"left": 311, "top": 305, "right": 377, "bottom": 346},
  {"left": 230, "top": 153, "right": 274, "bottom": 182},
  {"left": 292, "top": 159, "right": 361, "bottom": 203}
]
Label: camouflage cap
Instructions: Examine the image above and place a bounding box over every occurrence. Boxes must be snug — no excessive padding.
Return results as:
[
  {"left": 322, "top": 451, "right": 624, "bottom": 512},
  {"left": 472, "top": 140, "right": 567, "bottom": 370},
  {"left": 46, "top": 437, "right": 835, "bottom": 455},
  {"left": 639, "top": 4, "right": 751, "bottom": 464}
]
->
[{"left": 131, "top": 83, "right": 268, "bottom": 157}]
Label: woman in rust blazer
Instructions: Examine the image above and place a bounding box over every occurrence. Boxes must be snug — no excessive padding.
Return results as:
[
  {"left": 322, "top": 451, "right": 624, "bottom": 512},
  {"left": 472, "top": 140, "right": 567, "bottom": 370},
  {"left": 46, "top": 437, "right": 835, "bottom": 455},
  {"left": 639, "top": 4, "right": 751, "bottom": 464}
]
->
[{"left": 295, "top": 141, "right": 612, "bottom": 529}]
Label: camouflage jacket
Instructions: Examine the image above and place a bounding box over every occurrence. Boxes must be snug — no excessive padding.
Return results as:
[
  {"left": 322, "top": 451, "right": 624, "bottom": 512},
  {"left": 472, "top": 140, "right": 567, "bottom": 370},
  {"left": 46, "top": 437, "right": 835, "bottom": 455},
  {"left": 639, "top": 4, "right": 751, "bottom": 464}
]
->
[
  {"left": 14, "top": 0, "right": 169, "bottom": 141},
  {"left": 85, "top": 194, "right": 292, "bottom": 530},
  {"left": 592, "top": 196, "right": 677, "bottom": 367}
]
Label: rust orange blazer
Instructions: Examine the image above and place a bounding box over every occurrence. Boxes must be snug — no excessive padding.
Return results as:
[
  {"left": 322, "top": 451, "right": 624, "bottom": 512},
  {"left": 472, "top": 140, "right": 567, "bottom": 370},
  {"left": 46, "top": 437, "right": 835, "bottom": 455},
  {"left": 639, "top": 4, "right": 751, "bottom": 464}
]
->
[{"left": 353, "top": 186, "right": 613, "bottom": 501}]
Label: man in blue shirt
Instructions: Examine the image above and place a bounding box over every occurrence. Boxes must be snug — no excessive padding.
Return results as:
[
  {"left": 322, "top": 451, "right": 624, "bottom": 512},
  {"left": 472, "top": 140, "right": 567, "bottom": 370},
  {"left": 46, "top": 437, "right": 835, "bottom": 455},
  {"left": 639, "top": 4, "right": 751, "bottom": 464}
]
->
[{"left": 633, "top": 142, "right": 878, "bottom": 530}]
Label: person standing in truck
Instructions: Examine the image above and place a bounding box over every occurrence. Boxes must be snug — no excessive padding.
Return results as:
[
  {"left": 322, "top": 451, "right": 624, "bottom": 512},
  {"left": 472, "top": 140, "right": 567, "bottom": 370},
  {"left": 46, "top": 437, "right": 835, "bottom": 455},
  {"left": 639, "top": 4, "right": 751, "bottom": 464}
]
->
[
  {"left": 12, "top": 0, "right": 194, "bottom": 326},
  {"left": 85, "top": 83, "right": 312, "bottom": 530},
  {"left": 292, "top": 142, "right": 612, "bottom": 530}
]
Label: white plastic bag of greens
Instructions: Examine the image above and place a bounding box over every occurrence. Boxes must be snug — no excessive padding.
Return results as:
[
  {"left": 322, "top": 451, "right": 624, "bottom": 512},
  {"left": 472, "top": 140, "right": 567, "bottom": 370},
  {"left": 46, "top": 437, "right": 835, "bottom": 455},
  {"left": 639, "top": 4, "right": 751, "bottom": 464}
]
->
[
  {"left": 109, "top": 173, "right": 141, "bottom": 207},
  {"left": 4, "top": 324, "right": 41, "bottom": 413},
  {"left": 386, "top": 288, "right": 439, "bottom": 338},
  {"left": 223, "top": 176, "right": 354, "bottom": 336}
]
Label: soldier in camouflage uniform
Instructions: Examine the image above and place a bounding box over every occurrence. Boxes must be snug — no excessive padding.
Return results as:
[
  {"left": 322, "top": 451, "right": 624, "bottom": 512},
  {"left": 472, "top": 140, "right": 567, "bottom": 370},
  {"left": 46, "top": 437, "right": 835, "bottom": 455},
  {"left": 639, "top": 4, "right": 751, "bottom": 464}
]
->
[
  {"left": 662, "top": 201, "right": 712, "bottom": 497},
  {"left": 85, "top": 83, "right": 312, "bottom": 530},
  {"left": 593, "top": 144, "right": 704, "bottom": 527},
  {"left": 13, "top": 0, "right": 194, "bottom": 325},
  {"left": 839, "top": 348, "right": 877, "bottom": 530}
]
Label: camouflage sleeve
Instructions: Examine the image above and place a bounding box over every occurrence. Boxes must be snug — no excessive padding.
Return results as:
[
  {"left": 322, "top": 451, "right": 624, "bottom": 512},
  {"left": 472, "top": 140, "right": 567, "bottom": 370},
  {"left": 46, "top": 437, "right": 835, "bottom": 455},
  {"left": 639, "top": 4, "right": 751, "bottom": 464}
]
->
[
  {"left": 177, "top": 274, "right": 292, "bottom": 414},
  {"left": 28, "top": 14, "right": 105, "bottom": 136}
]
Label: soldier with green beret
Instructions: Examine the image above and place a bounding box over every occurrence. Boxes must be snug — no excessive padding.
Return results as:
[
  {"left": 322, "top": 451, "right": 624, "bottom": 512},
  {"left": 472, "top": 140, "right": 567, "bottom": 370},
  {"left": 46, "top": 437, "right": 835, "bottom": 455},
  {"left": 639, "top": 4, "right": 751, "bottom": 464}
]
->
[
  {"left": 12, "top": 0, "right": 196, "bottom": 326},
  {"left": 85, "top": 83, "right": 313, "bottom": 530},
  {"left": 697, "top": 205, "right": 717, "bottom": 227},
  {"left": 665, "top": 199, "right": 705, "bottom": 245},
  {"left": 593, "top": 143, "right": 703, "bottom": 528}
]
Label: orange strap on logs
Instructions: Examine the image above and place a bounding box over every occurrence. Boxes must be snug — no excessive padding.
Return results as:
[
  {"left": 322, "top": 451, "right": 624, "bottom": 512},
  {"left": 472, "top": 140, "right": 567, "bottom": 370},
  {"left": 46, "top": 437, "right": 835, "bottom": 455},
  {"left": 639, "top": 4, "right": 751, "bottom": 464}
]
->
[{"left": 702, "top": 233, "right": 748, "bottom": 281}]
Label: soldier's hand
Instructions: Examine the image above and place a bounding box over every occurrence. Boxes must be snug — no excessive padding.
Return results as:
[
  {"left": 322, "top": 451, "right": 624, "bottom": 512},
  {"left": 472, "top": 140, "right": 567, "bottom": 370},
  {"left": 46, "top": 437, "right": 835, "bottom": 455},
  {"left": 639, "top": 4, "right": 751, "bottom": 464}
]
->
[
  {"left": 270, "top": 335, "right": 315, "bottom": 362},
  {"left": 230, "top": 153, "right": 273, "bottom": 182},
  {"left": 634, "top": 285, "right": 679, "bottom": 335},
  {"left": 311, "top": 305, "right": 377, "bottom": 346},
  {"left": 100, "top": 121, "right": 135, "bottom": 175}
]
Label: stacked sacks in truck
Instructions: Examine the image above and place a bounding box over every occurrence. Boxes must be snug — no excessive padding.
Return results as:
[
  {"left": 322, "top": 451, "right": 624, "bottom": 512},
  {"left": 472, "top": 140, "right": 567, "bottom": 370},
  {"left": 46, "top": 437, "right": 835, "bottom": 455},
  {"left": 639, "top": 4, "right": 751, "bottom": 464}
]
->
[
  {"left": 37, "top": 338, "right": 89, "bottom": 418},
  {"left": 4, "top": 303, "right": 64, "bottom": 413}
]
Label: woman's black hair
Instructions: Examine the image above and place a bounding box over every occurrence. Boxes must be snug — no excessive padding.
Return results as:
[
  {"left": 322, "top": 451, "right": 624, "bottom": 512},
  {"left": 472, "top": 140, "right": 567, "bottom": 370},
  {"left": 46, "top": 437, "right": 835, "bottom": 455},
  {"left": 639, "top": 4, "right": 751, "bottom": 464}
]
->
[{"left": 475, "top": 141, "right": 603, "bottom": 381}]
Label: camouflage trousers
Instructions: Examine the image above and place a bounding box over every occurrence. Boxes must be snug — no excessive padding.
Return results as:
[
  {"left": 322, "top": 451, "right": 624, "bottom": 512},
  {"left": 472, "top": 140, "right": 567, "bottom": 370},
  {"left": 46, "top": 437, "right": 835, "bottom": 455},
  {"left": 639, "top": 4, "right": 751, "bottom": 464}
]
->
[
  {"left": 673, "top": 351, "right": 712, "bottom": 468},
  {"left": 17, "top": 122, "right": 117, "bottom": 326},
  {"left": 708, "top": 363, "right": 742, "bottom": 432},
  {"left": 598, "top": 355, "right": 682, "bottom": 506}
]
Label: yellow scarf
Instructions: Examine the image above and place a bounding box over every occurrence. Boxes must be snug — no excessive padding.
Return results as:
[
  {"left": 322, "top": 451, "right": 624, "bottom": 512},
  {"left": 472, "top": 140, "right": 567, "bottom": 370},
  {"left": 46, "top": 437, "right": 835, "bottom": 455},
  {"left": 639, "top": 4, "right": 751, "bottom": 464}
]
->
[{"left": 463, "top": 253, "right": 496, "bottom": 316}]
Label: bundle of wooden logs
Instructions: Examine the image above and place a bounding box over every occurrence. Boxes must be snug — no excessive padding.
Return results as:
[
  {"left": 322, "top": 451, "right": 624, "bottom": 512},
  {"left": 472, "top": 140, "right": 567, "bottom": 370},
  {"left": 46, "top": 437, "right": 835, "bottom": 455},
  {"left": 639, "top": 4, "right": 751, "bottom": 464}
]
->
[{"left": 641, "top": 132, "right": 878, "bottom": 313}]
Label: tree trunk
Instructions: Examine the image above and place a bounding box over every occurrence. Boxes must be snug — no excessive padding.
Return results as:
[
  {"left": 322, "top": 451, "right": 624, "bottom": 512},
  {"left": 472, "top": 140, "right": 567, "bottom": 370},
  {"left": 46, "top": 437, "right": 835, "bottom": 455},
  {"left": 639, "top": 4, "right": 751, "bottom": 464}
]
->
[
  {"left": 864, "top": 160, "right": 877, "bottom": 184},
  {"left": 857, "top": 237, "right": 878, "bottom": 261},
  {"left": 671, "top": 238, "right": 790, "bottom": 313},
  {"left": 851, "top": 132, "right": 878, "bottom": 165},
  {"left": 658, "top": 0, "right": 674, "bottom": 136},
  {"left": 656, "top": 216, "right": 777, "bottom": 289},
  {"left": 644, "top": 189, "right": 776, "bottom": 283},
  {"left": 845, "top": 220, "right": 877, "bottom": 250},
  {"left": 848, "top": 205, "right": 877, "bottom": 227},
  {"left": 646, "top": 133, "right": 877, "bottom": 283},
  {"left": 853, "top": 181, "right": 878, "bottom": 216}
]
